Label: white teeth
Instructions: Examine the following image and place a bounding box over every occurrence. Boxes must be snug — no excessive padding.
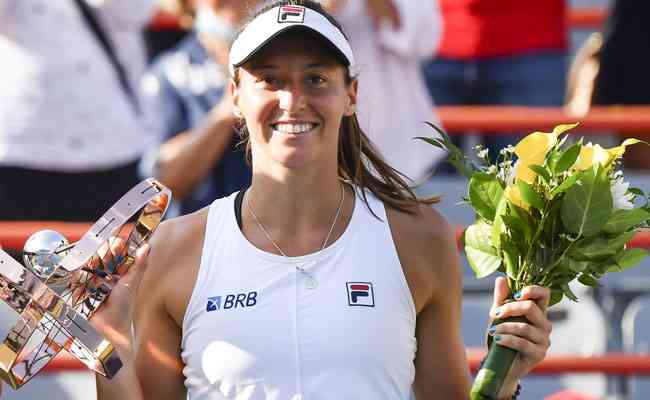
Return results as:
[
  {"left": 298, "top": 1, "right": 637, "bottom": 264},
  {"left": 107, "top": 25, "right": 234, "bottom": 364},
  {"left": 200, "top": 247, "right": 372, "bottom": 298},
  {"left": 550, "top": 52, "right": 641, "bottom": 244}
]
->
[{"left": 272, "top": 123, "right": 316, "bottom": 134}]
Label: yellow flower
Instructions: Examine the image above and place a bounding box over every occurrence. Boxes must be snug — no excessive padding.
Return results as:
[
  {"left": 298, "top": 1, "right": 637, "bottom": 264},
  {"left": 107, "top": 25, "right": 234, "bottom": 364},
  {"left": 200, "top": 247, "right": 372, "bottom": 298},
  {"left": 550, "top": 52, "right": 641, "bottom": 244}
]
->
[
  {"left": 505, "top": 185, "right": 528, "bottom": 211},
  {"left": 512, "top": 124, "right": 580, "bottom": 184},
  {"left": 514, "top": 132, "right": 557, "bottom": 184},
  {"left": 575, "top": 142, "right": 612, "bottom": 170},
  {"left": 575, "top": 139, "right": 645, "bottom": 171}
]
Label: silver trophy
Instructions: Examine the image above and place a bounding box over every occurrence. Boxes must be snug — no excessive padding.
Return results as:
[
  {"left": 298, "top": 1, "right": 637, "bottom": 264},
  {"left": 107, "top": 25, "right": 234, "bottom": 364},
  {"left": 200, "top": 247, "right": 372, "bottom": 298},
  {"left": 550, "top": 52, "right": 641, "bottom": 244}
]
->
[{"left": 0, "top": 179, "right": 171, "bottom": 389}]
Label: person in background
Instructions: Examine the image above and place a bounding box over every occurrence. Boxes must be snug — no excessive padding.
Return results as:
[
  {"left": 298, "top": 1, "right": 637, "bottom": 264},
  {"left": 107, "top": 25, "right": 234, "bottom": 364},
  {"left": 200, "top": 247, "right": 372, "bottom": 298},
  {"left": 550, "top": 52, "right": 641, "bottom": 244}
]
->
[
  {"left": 590, "top": 0, "right": 650, "bottom": 170},
  {"left": 0, "top": 0, "right": 157, "bottom": 221},
  {"left": 421, "top": 0, "right": 568, "bottom": 169},
  {"left": 140, "top": 0, "right": 254, "bottom": 216},
  {"left": 319, "top": 0, "right": 445, "bottom": 182}
]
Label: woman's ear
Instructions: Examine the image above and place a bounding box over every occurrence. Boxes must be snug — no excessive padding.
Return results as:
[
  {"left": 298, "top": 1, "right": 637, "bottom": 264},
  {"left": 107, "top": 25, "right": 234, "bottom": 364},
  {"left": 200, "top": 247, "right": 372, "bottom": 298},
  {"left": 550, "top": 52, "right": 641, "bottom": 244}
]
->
[
  {"left": 229, "top": 79, "right": 242, "bottom": 118},
  {"left": 344, "top": 79, "right": 358, "bottom": 117}
]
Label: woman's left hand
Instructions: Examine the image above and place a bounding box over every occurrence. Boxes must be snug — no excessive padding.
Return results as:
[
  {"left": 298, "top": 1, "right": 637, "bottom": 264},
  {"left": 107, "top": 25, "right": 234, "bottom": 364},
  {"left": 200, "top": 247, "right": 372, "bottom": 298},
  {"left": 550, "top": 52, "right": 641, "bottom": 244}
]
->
[{"left": 489, "top": 277, "right": 552, "bottom": 396}]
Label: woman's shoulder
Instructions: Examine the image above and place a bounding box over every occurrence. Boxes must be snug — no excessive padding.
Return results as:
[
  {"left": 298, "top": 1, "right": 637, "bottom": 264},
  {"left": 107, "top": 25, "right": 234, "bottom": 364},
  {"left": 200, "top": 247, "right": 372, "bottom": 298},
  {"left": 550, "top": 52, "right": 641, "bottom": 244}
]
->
[
  {"left": 386, "top": 203, "right": 455, "bottom": 248},
  {"left": 150, "top": 207, "right": 209, "bottom": 266},
  {"left": 386, "top": 203, "right": 461, "bottom": 311}
]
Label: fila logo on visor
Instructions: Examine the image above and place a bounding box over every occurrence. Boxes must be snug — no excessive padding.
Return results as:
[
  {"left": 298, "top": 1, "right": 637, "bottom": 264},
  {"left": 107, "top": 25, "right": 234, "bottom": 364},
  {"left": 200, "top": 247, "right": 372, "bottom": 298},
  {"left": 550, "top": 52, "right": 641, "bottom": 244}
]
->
[
  {"left": 278, "top": 5, "right": 305, "bottom": 23},
  {"left": 346, "top": 282, "right": 375, "bottom": 307}
]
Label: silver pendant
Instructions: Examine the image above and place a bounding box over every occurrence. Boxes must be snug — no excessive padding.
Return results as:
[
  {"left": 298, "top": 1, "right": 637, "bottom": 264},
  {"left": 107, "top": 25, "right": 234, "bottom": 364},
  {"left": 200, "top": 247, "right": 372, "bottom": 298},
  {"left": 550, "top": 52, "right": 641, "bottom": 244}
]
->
[
  {"left": 305, "top": 276, "right": 318, "bottom": 289},
  {"left": 297, "top": 265, "right": 318, "bottom": 289}
]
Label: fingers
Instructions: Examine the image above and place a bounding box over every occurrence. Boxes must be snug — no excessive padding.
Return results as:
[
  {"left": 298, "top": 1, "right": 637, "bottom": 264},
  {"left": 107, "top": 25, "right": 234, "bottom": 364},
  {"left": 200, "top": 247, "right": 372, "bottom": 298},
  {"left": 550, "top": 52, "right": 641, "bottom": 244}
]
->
[
  {"left": 491, "top": 299, "right": 552, "bottom": 334},
  {"left": 118, "top": 244, "right": 151, "bottom": 294},
  {"left": 491, "top": 332, "right": 549, "bottom": 363},
  {"left": 489, "top": 321, "right": 550, "bottom": 348},
  {"left": 492, "top": 277, "right": 510, "bottom": 308},
  {"left": 515, "top": 285, "right": 551, "bottom": 314}
]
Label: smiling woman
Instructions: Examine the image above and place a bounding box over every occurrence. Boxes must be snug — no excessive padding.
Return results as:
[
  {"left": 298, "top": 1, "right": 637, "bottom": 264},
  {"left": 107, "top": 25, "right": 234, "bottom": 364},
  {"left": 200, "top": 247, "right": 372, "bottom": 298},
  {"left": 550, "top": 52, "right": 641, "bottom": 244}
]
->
[{"left": 90, "top": 1, "right": 553, "bottom": 400}]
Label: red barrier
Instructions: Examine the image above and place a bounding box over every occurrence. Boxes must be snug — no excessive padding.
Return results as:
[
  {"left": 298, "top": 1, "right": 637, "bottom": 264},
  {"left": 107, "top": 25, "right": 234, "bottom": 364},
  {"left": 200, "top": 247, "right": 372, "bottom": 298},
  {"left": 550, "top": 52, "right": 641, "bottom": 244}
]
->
[
  {"left": 437, "top": 106, "right": 650, "bottom": 133},
  {"left": 42, "top": 350, "right": 650, "bottom": 375},
  {"left": 147, "top": 8, "right": 608, "bottom": 31},
  {"left": 569, "top": 8, "right": 607, "bottom": 29}
]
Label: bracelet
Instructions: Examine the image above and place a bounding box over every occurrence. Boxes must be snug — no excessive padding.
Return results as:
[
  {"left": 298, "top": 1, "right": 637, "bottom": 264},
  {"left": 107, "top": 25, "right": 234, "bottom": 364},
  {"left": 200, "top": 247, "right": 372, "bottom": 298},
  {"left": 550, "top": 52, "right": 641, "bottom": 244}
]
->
[{"left": 477, "top": 357, "right": 522, "bottom": 399}]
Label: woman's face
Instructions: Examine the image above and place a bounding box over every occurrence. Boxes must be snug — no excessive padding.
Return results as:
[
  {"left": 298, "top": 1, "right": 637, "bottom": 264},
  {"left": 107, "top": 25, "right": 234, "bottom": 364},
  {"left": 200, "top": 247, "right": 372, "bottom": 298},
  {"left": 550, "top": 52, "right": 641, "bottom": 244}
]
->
[{"left": 232, "top": 32, "right": 357, "bottom": 170}]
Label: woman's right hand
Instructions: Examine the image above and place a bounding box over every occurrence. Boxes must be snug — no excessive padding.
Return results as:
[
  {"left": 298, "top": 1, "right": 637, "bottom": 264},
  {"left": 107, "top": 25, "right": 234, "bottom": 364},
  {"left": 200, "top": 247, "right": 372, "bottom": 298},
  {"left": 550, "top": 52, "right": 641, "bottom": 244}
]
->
[{"left": 89, "top": 243, "right": 151, "bottom": 358}]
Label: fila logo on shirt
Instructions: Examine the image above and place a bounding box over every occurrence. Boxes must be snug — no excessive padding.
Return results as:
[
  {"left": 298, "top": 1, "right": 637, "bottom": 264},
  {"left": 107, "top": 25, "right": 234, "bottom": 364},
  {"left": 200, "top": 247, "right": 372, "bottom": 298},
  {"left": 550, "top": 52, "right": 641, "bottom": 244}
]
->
[
  {"left": 278, "top": 5, "right": 305, "bottom": 23},
  {"left": 346, "top": 282, "right": 375, "bottom": 307},
  {"left": 206, "top": 291, "right": 258, "bottom": 312}
]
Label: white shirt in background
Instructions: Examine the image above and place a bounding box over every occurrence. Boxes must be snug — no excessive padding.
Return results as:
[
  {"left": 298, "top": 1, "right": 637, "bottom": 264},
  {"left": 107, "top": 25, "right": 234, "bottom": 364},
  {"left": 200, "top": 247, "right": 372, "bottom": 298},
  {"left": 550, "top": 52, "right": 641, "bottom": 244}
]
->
[
  {"left": 0, "top": 0, "right": 157, "bottom": 172},
  {"left": 334, "top": 0, "right": 444, "bottom": 181}
]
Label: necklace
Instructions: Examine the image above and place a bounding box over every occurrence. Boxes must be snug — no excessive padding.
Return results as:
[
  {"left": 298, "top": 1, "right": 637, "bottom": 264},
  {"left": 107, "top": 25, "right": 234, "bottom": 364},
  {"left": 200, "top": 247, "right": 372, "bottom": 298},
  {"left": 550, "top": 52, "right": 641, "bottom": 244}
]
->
[{"left": 245, "top": 184, "right": 345, "bottom": 290}]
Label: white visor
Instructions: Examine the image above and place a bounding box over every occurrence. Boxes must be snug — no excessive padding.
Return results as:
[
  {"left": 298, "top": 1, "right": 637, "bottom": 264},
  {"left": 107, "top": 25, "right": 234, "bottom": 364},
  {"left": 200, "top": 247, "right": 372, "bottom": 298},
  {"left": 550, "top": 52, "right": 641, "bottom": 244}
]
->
[{"left": 229, "top": 5, "right": 356, "bottom": 76}]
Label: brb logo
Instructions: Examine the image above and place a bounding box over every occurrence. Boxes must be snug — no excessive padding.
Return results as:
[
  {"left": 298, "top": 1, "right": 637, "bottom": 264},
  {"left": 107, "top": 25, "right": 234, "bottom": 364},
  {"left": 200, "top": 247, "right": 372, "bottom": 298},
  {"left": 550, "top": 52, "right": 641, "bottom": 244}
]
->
[
  {"left": 278, "top": 5, "right": 305, "bottom": 23},
  {"left": 207, "top": 291, "right": 258, "bottom": 312},
  {"left": 346, "top": 282, "right": 374, "bottom": 307}
]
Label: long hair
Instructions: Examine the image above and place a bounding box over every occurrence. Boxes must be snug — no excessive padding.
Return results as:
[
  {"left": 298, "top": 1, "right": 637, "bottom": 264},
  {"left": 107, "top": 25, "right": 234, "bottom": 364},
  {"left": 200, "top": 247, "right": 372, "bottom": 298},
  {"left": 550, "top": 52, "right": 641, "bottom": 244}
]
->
[{"left": 232, "top": 0, "right": 440, "bottom": 215}]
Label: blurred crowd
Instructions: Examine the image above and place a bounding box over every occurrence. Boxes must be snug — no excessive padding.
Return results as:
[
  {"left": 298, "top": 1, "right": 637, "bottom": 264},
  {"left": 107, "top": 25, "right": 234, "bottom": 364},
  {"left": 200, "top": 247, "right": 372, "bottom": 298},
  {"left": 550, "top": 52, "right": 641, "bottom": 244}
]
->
[{"left": 0, "top": 0, "right": 649, "bottom": 222}]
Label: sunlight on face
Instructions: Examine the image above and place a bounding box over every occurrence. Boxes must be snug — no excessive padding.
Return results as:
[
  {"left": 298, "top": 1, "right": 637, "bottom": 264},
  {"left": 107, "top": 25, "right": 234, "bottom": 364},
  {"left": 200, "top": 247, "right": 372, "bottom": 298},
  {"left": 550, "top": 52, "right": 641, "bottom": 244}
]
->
[{"left": 233, "top": 31, "right": 357, "bottom": 172}]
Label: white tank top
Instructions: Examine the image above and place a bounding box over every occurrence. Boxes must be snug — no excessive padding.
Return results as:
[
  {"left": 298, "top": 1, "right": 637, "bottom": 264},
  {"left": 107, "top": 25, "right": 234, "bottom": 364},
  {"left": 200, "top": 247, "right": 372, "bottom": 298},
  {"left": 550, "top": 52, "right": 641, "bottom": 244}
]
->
[{"left": 181, "top": 189, "right": 417, "bottom": 399}]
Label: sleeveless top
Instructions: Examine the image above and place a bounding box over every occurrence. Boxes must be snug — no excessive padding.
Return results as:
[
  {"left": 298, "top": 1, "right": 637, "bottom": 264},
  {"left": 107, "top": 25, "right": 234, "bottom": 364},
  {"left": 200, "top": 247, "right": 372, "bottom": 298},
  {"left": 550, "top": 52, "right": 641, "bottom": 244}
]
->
[{"left": 181, "top": 189, "right": 417, "bottom": 399}]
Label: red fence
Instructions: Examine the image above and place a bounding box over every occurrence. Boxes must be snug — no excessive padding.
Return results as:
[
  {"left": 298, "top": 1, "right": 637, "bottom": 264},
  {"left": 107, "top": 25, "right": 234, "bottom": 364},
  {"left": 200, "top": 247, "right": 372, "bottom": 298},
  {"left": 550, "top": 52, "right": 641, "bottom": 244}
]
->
[{"left": 147, "top": 7, "right": 608, "bottom": 31}]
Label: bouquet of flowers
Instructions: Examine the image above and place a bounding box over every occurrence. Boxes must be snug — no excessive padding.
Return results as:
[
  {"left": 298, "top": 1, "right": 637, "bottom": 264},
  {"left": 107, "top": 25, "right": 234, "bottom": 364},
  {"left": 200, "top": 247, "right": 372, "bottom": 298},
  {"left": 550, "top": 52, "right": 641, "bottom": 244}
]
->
[{"left": 419, "top": 123, "right": 650, "bottom": 399}]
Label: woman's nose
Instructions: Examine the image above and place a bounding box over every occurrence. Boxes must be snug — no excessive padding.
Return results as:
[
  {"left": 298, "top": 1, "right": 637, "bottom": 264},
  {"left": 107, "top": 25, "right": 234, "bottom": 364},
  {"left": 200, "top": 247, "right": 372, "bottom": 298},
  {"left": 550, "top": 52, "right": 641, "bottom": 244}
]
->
[{"left": 278, "top": 86, "right": 307, "bottom": 112}]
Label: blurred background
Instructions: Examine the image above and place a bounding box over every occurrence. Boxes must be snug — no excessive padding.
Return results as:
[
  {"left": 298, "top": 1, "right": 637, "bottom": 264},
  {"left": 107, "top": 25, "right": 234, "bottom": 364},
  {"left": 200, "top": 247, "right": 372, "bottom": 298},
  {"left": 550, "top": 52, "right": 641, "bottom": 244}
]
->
[{"left": 1, "top": 0, "right": 649, "bottom": 399}]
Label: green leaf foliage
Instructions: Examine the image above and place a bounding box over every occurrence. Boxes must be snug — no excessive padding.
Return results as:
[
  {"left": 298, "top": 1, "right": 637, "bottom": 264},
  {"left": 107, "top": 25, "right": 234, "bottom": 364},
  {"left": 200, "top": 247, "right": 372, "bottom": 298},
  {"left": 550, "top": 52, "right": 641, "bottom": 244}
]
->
[
  {"left": 468, "top": 173, "right": 504, "bottom": 221},
  {"left": 615, "top": 248, "right": 649, "bottom": 271},
  {"left": 517, "top": 180, "right": 545, "bottom": 211},
  {"left": 604, "top": 208, "right": 650, "bottom": 235},
  {"left": 560, "top": 166, "right": 613, "bottom": 237},
  {"left": 464, "top": 223, "right": 503, "bottom": 279},
  {"left": 550, "top": 173, "right": 581, "bottom": 199},
  {"left": 553, "top": 142, "right": 582, "bottom": 174},
  {"left": 549, "top": 289, "right": 564, "bottom": 307},
  {"left": 501, "top": 239, "right": 520, "bottom": 280},
  {"left": 528, "top": 165, "right": 551, "bottom": 184},
  {"left": 578, "top": 273, "right": 600, "bottom": 287},
  {"left": 562, "top": 283, "right": 579, "bottom": 302},
  {"left": 491, "top": 198, "right": 509, "bottom": 252}
]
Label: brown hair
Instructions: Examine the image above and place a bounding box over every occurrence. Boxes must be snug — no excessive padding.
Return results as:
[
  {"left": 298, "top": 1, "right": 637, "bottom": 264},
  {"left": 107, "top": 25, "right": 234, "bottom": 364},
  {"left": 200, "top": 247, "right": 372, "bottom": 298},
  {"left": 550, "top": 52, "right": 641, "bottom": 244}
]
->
[{"left": 233, "top": 0, "right": 439, "bottom": 215}]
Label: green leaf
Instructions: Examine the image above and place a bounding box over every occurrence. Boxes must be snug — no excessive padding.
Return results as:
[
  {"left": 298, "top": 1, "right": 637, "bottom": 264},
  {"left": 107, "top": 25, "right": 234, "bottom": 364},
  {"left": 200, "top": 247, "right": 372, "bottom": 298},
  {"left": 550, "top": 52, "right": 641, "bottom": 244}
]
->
[
  {"left": 578, "top": 273, "right": 600, "bottom": 287},
  {"left": 463, "top": 223, "right": 502, "bottom": 279},
  {"left": 604, "top": 208, "right": 650, "bottom": 234},
  {"left": 508, "top": 203, "right": 534, "bottom": 238},
  {"left": 549, "top": 290, "right": 564, "bottom": 307},
  {"left": 414, "top": 136, "right": 443, "bottom": 148},
  {"left": 491, "top": 197, "right": 508, "bottom": 252},
  {"left": 608, "top": 231, "right": 637, "bottom": 252},
  {"left": 569, "top": 258, "right": 589, "bottom": 272},
  {"left": 560, "top": 166, "right": 613, "bottom": 237},
  {"left": 562, "top": 283, "right": 579, "bottom": 302},
  {"left": 553, "top": 142, "right": 582, "bottom": 174},
  {"left": 571, "top": 236, "right": 619, "bottom": 261},
  {"left": 517, "top": 180, "right": 545, "bottom": 211},
  {"left": 629, "top": 187, "right": 645, "bottom": 197},
  {"left": 468, "top": 173, "right": 504, "bottom": 222},
  {"left": 550, "top": 173, "right": 581, "bottom": 199},
  {"left": 501, "top": 239, "right": 520, "bottom": 280},
  {"left": 528, "top": 165, "right": 551, "bottom": 184},
  {"left": 615, "top": 248, "right": 649, "bottom": 271}
]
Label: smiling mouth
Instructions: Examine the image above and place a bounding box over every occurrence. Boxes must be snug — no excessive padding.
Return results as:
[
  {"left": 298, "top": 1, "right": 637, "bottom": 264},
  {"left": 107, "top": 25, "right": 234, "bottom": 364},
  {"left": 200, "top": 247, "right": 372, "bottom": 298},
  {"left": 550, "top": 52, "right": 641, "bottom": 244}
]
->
[{"left": 270, "top": 122, "right": 319, "bottom": 135}]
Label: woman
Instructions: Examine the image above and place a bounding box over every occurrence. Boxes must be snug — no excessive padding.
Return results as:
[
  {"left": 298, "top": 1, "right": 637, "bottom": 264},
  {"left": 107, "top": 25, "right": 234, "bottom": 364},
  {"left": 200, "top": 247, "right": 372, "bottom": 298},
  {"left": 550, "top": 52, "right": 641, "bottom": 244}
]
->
[{"left": 93, "top": 1, "right": 551, "bottom": 399}]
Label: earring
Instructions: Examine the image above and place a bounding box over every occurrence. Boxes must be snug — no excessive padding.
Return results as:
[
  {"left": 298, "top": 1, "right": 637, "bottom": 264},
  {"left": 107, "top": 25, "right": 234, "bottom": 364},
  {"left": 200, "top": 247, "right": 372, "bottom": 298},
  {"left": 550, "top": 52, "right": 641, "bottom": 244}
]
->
[{"left": 233, "top": 108, "right": 243, "bottom": 118}]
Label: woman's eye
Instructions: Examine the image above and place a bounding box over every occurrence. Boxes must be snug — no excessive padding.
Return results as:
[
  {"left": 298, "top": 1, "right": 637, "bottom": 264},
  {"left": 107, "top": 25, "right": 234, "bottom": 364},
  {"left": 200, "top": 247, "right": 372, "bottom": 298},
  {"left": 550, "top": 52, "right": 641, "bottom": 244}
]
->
[
  {"left": 307, "top": 76, "right": 326, "bottom": 86},
  {"left": 258, "top": 76, "right": 279, "bottom": 86}
]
